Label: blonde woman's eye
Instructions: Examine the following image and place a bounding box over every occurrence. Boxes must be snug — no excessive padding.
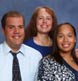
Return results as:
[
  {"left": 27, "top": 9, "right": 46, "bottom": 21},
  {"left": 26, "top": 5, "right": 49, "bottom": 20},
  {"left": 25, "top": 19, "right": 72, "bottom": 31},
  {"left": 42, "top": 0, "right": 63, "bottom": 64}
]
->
[
  {"left": 39, "top": 17, "right": 43, "bottom": 19},
  {"left": 47, "top": 17, "right": 52, "bottom": 20}
]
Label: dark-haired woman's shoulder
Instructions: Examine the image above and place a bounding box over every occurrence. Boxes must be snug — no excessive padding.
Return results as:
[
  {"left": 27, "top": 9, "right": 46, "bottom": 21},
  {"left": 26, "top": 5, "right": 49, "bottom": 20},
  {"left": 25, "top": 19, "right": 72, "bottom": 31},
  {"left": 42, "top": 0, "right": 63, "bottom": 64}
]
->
[{"left": 37, "top": 54, "right": 75, "bottom": 81}]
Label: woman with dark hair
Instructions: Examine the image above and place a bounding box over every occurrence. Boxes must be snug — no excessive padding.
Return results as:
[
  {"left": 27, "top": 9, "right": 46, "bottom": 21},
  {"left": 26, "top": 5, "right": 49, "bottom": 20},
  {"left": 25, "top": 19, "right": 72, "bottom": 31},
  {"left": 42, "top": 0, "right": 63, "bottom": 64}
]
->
[
  {"left": 37, "top": 22, "right": 78, "bottom": 81},
  {"left": 24, "top": 6, "right": 57, "bottom": 57}
]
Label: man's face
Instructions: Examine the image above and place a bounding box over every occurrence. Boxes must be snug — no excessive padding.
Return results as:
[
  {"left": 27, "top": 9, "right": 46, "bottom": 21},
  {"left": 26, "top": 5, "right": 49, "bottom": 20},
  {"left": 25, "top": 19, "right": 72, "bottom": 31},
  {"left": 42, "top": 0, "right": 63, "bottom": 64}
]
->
[{"left": 2, "top": 17, "right": 25, "bottom": 51}]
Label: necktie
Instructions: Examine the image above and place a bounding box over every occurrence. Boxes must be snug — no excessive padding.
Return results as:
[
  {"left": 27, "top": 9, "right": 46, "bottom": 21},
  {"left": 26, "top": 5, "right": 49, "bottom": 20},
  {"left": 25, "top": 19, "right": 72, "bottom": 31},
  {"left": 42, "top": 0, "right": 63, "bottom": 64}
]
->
[{"left": 10, "top": 51, "right": 22, "bottom": 81}]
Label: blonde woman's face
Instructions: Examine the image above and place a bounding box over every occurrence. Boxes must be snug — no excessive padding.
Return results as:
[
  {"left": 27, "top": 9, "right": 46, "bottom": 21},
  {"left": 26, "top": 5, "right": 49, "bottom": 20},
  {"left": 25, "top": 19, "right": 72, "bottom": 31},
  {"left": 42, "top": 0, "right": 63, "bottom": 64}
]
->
[{"left": 36, "top": 8, "right": 53, "bottom": 34}]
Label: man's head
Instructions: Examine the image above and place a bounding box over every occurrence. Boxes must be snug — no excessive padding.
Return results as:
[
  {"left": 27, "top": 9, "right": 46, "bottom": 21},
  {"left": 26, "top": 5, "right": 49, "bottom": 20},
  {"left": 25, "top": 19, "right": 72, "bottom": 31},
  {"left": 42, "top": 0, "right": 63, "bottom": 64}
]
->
[{"left": 1, "top": 11, "right": 25, "bottom": 51}]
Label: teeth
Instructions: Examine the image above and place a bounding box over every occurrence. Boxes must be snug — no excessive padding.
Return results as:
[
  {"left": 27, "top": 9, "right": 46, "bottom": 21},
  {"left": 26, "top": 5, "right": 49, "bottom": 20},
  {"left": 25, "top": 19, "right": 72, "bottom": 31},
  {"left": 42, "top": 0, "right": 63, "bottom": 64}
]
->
[
  {"left": 63, "top": 44, "right": 69, "bottom": 47},
  {"left": 41, "top": 24, "right": 47, "bottom": 27},
  {"left": 42, "top": 25, "right": 46, "bottom": 27},
  {"left": 14, "top": 36, "right": 19, "bottom": 39}
]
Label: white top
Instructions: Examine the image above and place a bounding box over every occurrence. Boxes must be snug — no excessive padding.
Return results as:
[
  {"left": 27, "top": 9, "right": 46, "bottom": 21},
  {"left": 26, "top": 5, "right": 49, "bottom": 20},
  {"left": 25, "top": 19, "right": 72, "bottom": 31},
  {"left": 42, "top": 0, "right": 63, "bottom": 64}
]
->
[{"left": 0, "top": 41, "right": 42, "bottom": 81}]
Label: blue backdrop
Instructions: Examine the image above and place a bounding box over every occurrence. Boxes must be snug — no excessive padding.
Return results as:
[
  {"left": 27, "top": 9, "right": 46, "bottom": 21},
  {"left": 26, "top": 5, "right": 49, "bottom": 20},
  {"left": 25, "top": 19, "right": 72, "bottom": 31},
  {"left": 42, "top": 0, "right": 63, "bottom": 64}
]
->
[{"left": 0, "top": 0, "right": 78, "bottom": 43}]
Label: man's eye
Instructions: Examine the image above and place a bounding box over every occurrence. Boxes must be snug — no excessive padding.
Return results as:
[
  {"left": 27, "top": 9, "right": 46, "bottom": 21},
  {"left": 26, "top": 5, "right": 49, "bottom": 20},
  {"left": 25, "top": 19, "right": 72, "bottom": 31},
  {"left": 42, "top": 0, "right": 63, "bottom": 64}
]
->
[
  {"left": 8, "top": 26, "right": 14, "bottom": 29},
  {"left": 19, "top": 26, "right": 24, "bottom": 29}
]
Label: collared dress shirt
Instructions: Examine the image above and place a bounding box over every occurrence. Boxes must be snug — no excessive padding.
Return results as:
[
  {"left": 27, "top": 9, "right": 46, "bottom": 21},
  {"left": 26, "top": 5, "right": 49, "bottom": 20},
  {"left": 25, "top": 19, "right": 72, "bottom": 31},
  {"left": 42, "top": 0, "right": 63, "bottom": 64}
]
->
[{"left": 0, "top": 41, "right": 42, "bottom": 81}]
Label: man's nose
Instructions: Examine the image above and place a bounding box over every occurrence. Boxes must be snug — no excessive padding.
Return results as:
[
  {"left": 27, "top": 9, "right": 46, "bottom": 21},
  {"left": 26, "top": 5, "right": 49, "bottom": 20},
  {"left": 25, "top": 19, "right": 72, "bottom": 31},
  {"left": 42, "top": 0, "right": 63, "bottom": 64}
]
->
[{"left": 14, "top": 27, "right": 19, "bottom": 33}]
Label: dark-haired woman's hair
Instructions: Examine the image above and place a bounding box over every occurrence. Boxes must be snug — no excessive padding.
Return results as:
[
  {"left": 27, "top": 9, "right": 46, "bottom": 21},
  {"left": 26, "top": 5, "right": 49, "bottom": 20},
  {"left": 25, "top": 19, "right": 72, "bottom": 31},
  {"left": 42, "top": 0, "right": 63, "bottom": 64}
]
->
[{"left": 51, "top": 22, "right": 78, "bottom": 65}]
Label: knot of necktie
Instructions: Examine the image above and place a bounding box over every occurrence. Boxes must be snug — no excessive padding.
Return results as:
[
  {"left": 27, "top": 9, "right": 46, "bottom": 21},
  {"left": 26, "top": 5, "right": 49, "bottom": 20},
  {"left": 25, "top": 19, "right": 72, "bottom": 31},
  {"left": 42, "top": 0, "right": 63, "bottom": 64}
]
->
[{"left": 10, "top": 51, "right": 18, "bottom": 57}]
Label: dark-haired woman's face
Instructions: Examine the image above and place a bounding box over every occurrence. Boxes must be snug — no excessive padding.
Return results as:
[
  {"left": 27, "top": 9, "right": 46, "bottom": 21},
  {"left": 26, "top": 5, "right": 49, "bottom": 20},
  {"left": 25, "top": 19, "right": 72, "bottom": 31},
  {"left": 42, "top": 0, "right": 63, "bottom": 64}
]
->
[{"left": 57, "top": 24, "right": 76, "bottom": 53}]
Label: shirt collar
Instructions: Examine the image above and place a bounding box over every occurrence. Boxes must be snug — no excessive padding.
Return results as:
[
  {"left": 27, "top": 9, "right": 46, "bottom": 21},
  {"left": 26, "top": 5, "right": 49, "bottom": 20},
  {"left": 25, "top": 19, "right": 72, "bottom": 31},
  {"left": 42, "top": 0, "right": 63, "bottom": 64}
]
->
[
  {"left": 3, "top": 41, "right": 25, "bottom": 56},
  {"left": 18, "top": 44, "right": 25, "bottom": 56}
]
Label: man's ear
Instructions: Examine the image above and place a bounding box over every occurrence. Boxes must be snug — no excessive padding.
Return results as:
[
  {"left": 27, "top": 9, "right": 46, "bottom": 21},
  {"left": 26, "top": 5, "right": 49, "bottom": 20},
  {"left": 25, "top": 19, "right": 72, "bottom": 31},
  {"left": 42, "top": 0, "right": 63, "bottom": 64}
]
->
[{"left": 2, "top": 28, "right": 5, "bottom": 36}]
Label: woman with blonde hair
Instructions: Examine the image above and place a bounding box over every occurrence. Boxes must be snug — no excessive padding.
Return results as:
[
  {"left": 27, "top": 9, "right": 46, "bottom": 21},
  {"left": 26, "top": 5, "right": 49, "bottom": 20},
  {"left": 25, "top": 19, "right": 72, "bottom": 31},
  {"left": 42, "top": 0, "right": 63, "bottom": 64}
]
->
[{"left": 24, "top": 6, "right": 57, "bottom": 57}]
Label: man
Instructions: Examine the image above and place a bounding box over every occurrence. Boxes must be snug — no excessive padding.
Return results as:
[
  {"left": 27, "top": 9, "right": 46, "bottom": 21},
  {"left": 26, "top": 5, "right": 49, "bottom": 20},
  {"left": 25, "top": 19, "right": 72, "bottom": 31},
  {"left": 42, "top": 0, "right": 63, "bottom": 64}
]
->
[{"left": 0, "top": 11, "right": 42, "bottom": 81}]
